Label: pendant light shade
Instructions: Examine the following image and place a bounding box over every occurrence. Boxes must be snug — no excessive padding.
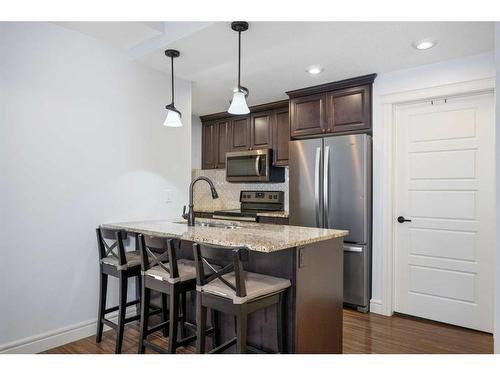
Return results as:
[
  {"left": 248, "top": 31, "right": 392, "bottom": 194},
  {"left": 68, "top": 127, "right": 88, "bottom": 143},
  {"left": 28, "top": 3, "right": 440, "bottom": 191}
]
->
[
  {"left": 163, "top": 107, "right": 182, "bottom": 127},
  {"left": 163, "top": 49, "right": 182, "bottom": 128},
  {"left": 228, "top": 90, "right": 250, "bottom": 115},
  {"left": 227, "top": 21, "right": 250, "bottom": 115}
]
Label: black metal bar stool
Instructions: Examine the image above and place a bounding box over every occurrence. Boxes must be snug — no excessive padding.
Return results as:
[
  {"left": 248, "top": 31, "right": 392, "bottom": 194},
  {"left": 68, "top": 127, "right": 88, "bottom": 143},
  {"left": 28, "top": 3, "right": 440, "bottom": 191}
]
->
[
  {"left": 193, "top": 243, "right": 291, "bottom": 354},
  {"left": 137, "top": 234, "right": 218, "bottom": 354},
  {"left": 95, "top": 227, "right": 155, "bottom": 354}
]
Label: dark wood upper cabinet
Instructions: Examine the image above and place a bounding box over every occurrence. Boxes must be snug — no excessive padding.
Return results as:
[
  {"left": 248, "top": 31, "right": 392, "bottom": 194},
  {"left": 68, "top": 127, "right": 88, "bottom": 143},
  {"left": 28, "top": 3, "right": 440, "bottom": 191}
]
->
[
  {"left": 230, "top": 116, "right": 250, "bottom": 151},
  {"left": 287, "top": 74, "right": 376, "bottom": 138},
  {"left": 201, "top": 121, "right": 218, "bottom": 170},
  {"left": 199, "top": 99, "right": 290, "bottom": 169},
  {"left": 250, "top": 111, "right": 273, "bottom": 149},
  {"left": 289, "top": 93, "right": 327, "bottom": 137},
  {"left": 273, "top": 108, "right": 290, "bottom": 166},
  {"left": 326, "top": 85, "right": 371, "bottom": 133},
  {"left": 216, "top": 119, "right": 231, "bottom": 168}
]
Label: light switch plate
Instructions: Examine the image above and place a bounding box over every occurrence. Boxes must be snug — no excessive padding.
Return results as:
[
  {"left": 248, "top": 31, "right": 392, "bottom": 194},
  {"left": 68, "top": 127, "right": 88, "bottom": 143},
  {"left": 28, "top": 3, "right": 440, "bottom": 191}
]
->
[{"left": 164, "top": 189, "right": 172, "bottom": 203}]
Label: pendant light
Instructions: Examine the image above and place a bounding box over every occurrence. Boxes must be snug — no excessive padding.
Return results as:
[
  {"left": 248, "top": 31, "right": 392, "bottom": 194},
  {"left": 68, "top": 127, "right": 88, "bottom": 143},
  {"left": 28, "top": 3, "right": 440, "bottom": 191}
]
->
[
  {"left": 228, "top": 21, "right": 250, "bottom": 115},
  {"left": 163, "top": 49, "right": 182, "bottom": 127}
]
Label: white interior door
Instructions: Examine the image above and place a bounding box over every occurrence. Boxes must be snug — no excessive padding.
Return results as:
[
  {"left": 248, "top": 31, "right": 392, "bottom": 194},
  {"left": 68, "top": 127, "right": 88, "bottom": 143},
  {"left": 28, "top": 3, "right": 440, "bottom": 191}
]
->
[{"left": 394, "top": 93, "right": 495, "bottom": 332}]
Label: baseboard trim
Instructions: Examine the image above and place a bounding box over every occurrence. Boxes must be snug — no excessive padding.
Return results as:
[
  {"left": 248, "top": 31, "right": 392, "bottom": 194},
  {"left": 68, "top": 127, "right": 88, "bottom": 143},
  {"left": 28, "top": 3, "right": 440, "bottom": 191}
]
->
[
  {"left": 0, "top": 306, "right": 137, "bottom": 354},
  {"left": 369, "top": 299, "right": 389, "bottom": 316}
]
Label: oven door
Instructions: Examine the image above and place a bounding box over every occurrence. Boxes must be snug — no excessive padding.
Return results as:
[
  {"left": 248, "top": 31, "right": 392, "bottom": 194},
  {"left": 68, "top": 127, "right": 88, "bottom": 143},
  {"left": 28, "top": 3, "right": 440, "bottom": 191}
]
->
[{"left": 226, "top": 149, "right": 270, "bottom": 182}]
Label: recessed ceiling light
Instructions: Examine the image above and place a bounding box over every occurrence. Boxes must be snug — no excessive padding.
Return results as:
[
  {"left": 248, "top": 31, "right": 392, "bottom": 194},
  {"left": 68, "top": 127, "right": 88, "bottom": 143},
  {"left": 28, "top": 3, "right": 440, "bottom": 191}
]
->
[
  {"left": 307, "top": 66, "right": 323, "bottom": 75},
  {"left": 412, "top": 39, "right": 437, "bottom": 50}
]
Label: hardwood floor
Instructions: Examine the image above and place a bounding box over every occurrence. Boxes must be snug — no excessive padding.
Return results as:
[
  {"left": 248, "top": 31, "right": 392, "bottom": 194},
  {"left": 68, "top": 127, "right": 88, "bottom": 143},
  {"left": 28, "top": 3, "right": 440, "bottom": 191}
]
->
[{"left": 44, "top": 309, "right": 493, "bottom": 354}]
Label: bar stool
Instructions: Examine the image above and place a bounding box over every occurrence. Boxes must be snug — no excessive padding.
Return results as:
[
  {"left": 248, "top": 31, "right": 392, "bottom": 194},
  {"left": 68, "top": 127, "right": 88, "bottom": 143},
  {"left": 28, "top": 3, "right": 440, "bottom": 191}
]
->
[
  {"left": 193, "top": 243, "right": 291, "bottom": 354},
  {"left": 95, "top": 227, "right": 157, "bottom": 354},
  {"left": 137, "top": 234, "right": 218, "bottom": 354}
]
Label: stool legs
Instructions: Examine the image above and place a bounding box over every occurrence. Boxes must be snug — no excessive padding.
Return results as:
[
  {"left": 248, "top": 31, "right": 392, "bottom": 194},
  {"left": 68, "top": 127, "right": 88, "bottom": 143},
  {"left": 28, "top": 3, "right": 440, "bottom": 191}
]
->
[
  {"left": 115, "top": 273, "right": 128, "bottom": 354},
  {"left": 169, "top": 289, "right": 180, "bottom": 353},
  {"left": 138, "top": 283, "right": 150, "bottom": 354},
  {"left": 135, "top": 275, "right": 141, "bottom": 317},
  {"left": 277, "top": 291, "right": 287, "bottom": 353},
  {"left": 180, "top": 291, "right": 187, "bottom": 339},
  {"left": 196, "top": 292, "right": 207, "bottom": 354},
  {"left": 96, "top": 271, "right": 108, "bottom": 343},
  {"left": 236, "top": 311, "right": 248, "bottom": 354},
  {"left": 161, "top": 294, "right": 169, "bottom": 337},
  {"left": 211, "top": 310, "right": 220, "bottom": 347}
]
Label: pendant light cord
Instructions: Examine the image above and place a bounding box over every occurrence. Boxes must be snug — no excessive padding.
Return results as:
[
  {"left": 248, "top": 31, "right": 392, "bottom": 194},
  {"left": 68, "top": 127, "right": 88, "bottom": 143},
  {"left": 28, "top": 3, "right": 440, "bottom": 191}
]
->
[
  {"left": 171, "top": 55, "right": 175, "bottom": 105},
  {"left": 238, "top": 31, "right": 241, "bottom": 89}
]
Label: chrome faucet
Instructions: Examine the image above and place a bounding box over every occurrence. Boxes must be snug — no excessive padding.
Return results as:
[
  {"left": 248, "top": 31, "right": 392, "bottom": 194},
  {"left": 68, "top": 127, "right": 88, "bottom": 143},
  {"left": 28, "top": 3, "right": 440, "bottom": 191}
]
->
[{"left": 182, "top": 176, "right": 219, "bottom": 226}]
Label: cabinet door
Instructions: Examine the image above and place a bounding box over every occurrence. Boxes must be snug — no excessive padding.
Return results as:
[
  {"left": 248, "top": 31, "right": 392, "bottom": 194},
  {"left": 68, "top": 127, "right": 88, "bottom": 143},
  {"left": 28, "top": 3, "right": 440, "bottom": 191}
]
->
[
  {"left": 290, "top": 93, "right": 327, "bottom": 137},
  {"left": 202, "top": 122, "right": 218, "bottom": 169},
  {"left": 250, "top": 111, "right": 273, "bottom": 149},
  {"left": 272, "top": 107, "right": 290, "bottom": 166},
  {"left": 327, "top": 85, "right": 371, "bottom": 133},
  {"left": 216, "top": 119, "right": 231, "bottom": 168},
  {"left": 230, "top": 116, "right": 250, "bottom": 151}
]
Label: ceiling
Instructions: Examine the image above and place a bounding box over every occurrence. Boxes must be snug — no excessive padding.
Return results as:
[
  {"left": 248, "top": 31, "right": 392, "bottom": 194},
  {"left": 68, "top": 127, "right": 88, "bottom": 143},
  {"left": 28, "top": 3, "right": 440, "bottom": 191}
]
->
[{"left": 58, "top": 22, "right": 494, "bottom": 116}]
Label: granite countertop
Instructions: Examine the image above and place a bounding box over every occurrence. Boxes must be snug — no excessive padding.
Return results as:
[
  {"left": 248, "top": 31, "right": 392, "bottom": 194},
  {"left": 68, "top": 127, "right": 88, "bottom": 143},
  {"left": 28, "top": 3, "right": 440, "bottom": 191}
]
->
[
  {"left": 255, "top": 211, "right": 289, "bottom": 218},
  {"left": 194, "top": 210, "right": 290, "bottom": 218},
  {"left": 101, "top": 219, "right": 348, "bottom": 253}
]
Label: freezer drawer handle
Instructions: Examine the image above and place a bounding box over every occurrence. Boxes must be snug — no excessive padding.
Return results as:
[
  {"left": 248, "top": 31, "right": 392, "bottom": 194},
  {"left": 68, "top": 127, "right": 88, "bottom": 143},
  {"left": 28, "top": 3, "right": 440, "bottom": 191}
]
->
[{"left": 344, "top": 245, "right": 363, "bottom": 253}]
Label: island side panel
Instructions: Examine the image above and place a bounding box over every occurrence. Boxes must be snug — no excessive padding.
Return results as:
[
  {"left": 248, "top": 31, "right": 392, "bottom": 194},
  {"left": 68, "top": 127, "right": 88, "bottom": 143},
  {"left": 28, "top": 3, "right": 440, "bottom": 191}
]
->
[{"left": 295, "top": 237, "right": 344, "bottom": 354}]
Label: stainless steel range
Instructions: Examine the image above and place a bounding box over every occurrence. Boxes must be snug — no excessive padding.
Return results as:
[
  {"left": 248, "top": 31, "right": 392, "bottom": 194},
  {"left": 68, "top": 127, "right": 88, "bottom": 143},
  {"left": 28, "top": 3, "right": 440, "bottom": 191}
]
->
[{"left": 213, "top": 190, "right": 284, "bottom": 222}]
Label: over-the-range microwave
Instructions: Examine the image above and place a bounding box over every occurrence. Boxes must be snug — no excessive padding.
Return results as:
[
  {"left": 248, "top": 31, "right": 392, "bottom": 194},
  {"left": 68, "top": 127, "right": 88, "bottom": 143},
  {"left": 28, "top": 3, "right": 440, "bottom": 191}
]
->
[{"left": 225, "top": 149, "right": 285, "bottom": 183}]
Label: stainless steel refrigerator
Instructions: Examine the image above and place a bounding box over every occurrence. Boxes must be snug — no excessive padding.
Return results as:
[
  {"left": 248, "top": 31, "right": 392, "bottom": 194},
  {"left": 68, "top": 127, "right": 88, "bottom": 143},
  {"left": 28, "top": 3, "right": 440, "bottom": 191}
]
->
[{"left": 289, "top": 134, "right": 372, "bottom": 312}]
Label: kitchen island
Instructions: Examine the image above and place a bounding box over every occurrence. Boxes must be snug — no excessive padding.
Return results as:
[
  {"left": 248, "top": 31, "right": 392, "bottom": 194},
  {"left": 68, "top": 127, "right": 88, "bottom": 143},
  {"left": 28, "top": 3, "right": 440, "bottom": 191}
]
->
[{"left": 101, "top": 219, "right": 348, "bottom": 353}]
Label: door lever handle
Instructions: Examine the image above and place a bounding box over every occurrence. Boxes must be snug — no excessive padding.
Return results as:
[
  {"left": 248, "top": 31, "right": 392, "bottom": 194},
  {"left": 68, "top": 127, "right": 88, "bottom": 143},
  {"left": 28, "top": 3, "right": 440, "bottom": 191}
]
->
[{"left": 397, "top": 216, "right": 412, "bottom": 223}]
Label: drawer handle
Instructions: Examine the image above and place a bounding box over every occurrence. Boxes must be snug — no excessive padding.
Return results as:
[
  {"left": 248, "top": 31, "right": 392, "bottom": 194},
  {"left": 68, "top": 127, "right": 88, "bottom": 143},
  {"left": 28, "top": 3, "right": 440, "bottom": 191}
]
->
[{"left": 344, "top": 245, "right": 363, "bottom": 253}]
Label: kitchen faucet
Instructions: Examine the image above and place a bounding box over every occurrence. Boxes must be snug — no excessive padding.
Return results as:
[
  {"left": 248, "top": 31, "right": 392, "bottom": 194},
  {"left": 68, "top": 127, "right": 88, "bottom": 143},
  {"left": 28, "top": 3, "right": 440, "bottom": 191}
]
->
[{"left": 182, "top": 176, "right": 219, "bottom": 226}]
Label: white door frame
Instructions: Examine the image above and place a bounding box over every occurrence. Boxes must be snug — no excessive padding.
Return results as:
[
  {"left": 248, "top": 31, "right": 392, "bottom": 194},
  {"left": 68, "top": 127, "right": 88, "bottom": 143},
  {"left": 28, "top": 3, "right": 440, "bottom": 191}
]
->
[{"left": 375, "top": 77, "right": 496, "bottom": 316}]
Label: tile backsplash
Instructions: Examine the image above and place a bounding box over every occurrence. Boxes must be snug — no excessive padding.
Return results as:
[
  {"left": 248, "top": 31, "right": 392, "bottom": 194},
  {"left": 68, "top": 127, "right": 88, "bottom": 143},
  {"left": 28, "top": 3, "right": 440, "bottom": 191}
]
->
[{"left": 191, "top": 168, "right": 289, "bottom": 212}]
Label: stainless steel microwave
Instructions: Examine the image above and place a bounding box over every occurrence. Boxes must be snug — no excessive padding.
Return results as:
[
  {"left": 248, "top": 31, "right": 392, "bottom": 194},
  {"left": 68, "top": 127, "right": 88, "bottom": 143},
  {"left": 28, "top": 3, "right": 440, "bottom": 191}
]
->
[{"left": 225, "top": 149, "right": 285, "bottom": 183}]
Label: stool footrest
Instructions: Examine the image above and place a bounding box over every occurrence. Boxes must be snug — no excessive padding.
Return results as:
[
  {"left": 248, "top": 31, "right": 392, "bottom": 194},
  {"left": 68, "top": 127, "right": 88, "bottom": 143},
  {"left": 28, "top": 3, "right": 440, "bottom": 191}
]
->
[
  {"left": 176, "top": 333, "right": 197, "bottom": 347},
  {"left": 104, "top": 299, "right": 140, "bottom": 315},
  {"left": 101, "top": 318, "right": 118, "bottom": 330},
  {"left": 146, "top": 320, "right": 170, "bottom": 335},
  {"left": 143, "top": 341, "right": 169, "bottom": 354},
  {"left": 124, "top": 314, "right": 140, "bottom": 324},
  {"left": 209, "top": 337, "right": 237, "bottom": 354}
]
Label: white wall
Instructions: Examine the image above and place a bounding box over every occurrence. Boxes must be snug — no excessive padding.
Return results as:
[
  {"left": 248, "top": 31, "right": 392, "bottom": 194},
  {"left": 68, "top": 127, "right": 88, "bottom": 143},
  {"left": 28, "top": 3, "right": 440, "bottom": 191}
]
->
[
  {"left": 495, "top": 23, "right": 500, "bottom": 354},
  {"left": 191, "top": 115, "right": 202, "bottom": 170},
  {"left": 0, "top": 22, "right": 192, "bottom": 352},
  {"left": 370, "top": 52, "right": 496, "bottom": 313}
]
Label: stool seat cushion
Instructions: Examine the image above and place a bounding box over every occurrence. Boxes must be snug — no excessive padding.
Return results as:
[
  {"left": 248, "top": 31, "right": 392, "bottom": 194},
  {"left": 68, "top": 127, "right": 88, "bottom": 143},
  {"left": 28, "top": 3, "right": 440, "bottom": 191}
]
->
[
  {"left": 145, "top": 259, "right": 197, "bottom": 283},
  {"left": 101, "top": 250, "right": 141, "bottom": 270},
  {"left": 198, "top": 271, "right": 291, "bottom": 304}
]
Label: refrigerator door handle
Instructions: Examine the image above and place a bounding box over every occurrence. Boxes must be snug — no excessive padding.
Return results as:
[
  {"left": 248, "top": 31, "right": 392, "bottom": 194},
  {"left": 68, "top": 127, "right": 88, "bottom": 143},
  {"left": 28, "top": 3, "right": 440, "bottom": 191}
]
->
[
  {"left": 323, "top": 145, "right": 330, "bottom": 228},
  {"left": 314, "top": 147, "right": 321, "bottom": 227}
]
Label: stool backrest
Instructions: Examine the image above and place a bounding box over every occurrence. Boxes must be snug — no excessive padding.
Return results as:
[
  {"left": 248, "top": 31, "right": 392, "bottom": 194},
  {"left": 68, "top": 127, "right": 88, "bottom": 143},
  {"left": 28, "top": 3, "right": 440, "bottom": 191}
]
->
[
  {"left": 138, "top": 234, "right": 180, "bottom": 279},
  {"left": 96, "top": 227, "right": 128, "bottom": 266},
  {"left": 192, "top": 243, "right": 249, "bottom": 298}
]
